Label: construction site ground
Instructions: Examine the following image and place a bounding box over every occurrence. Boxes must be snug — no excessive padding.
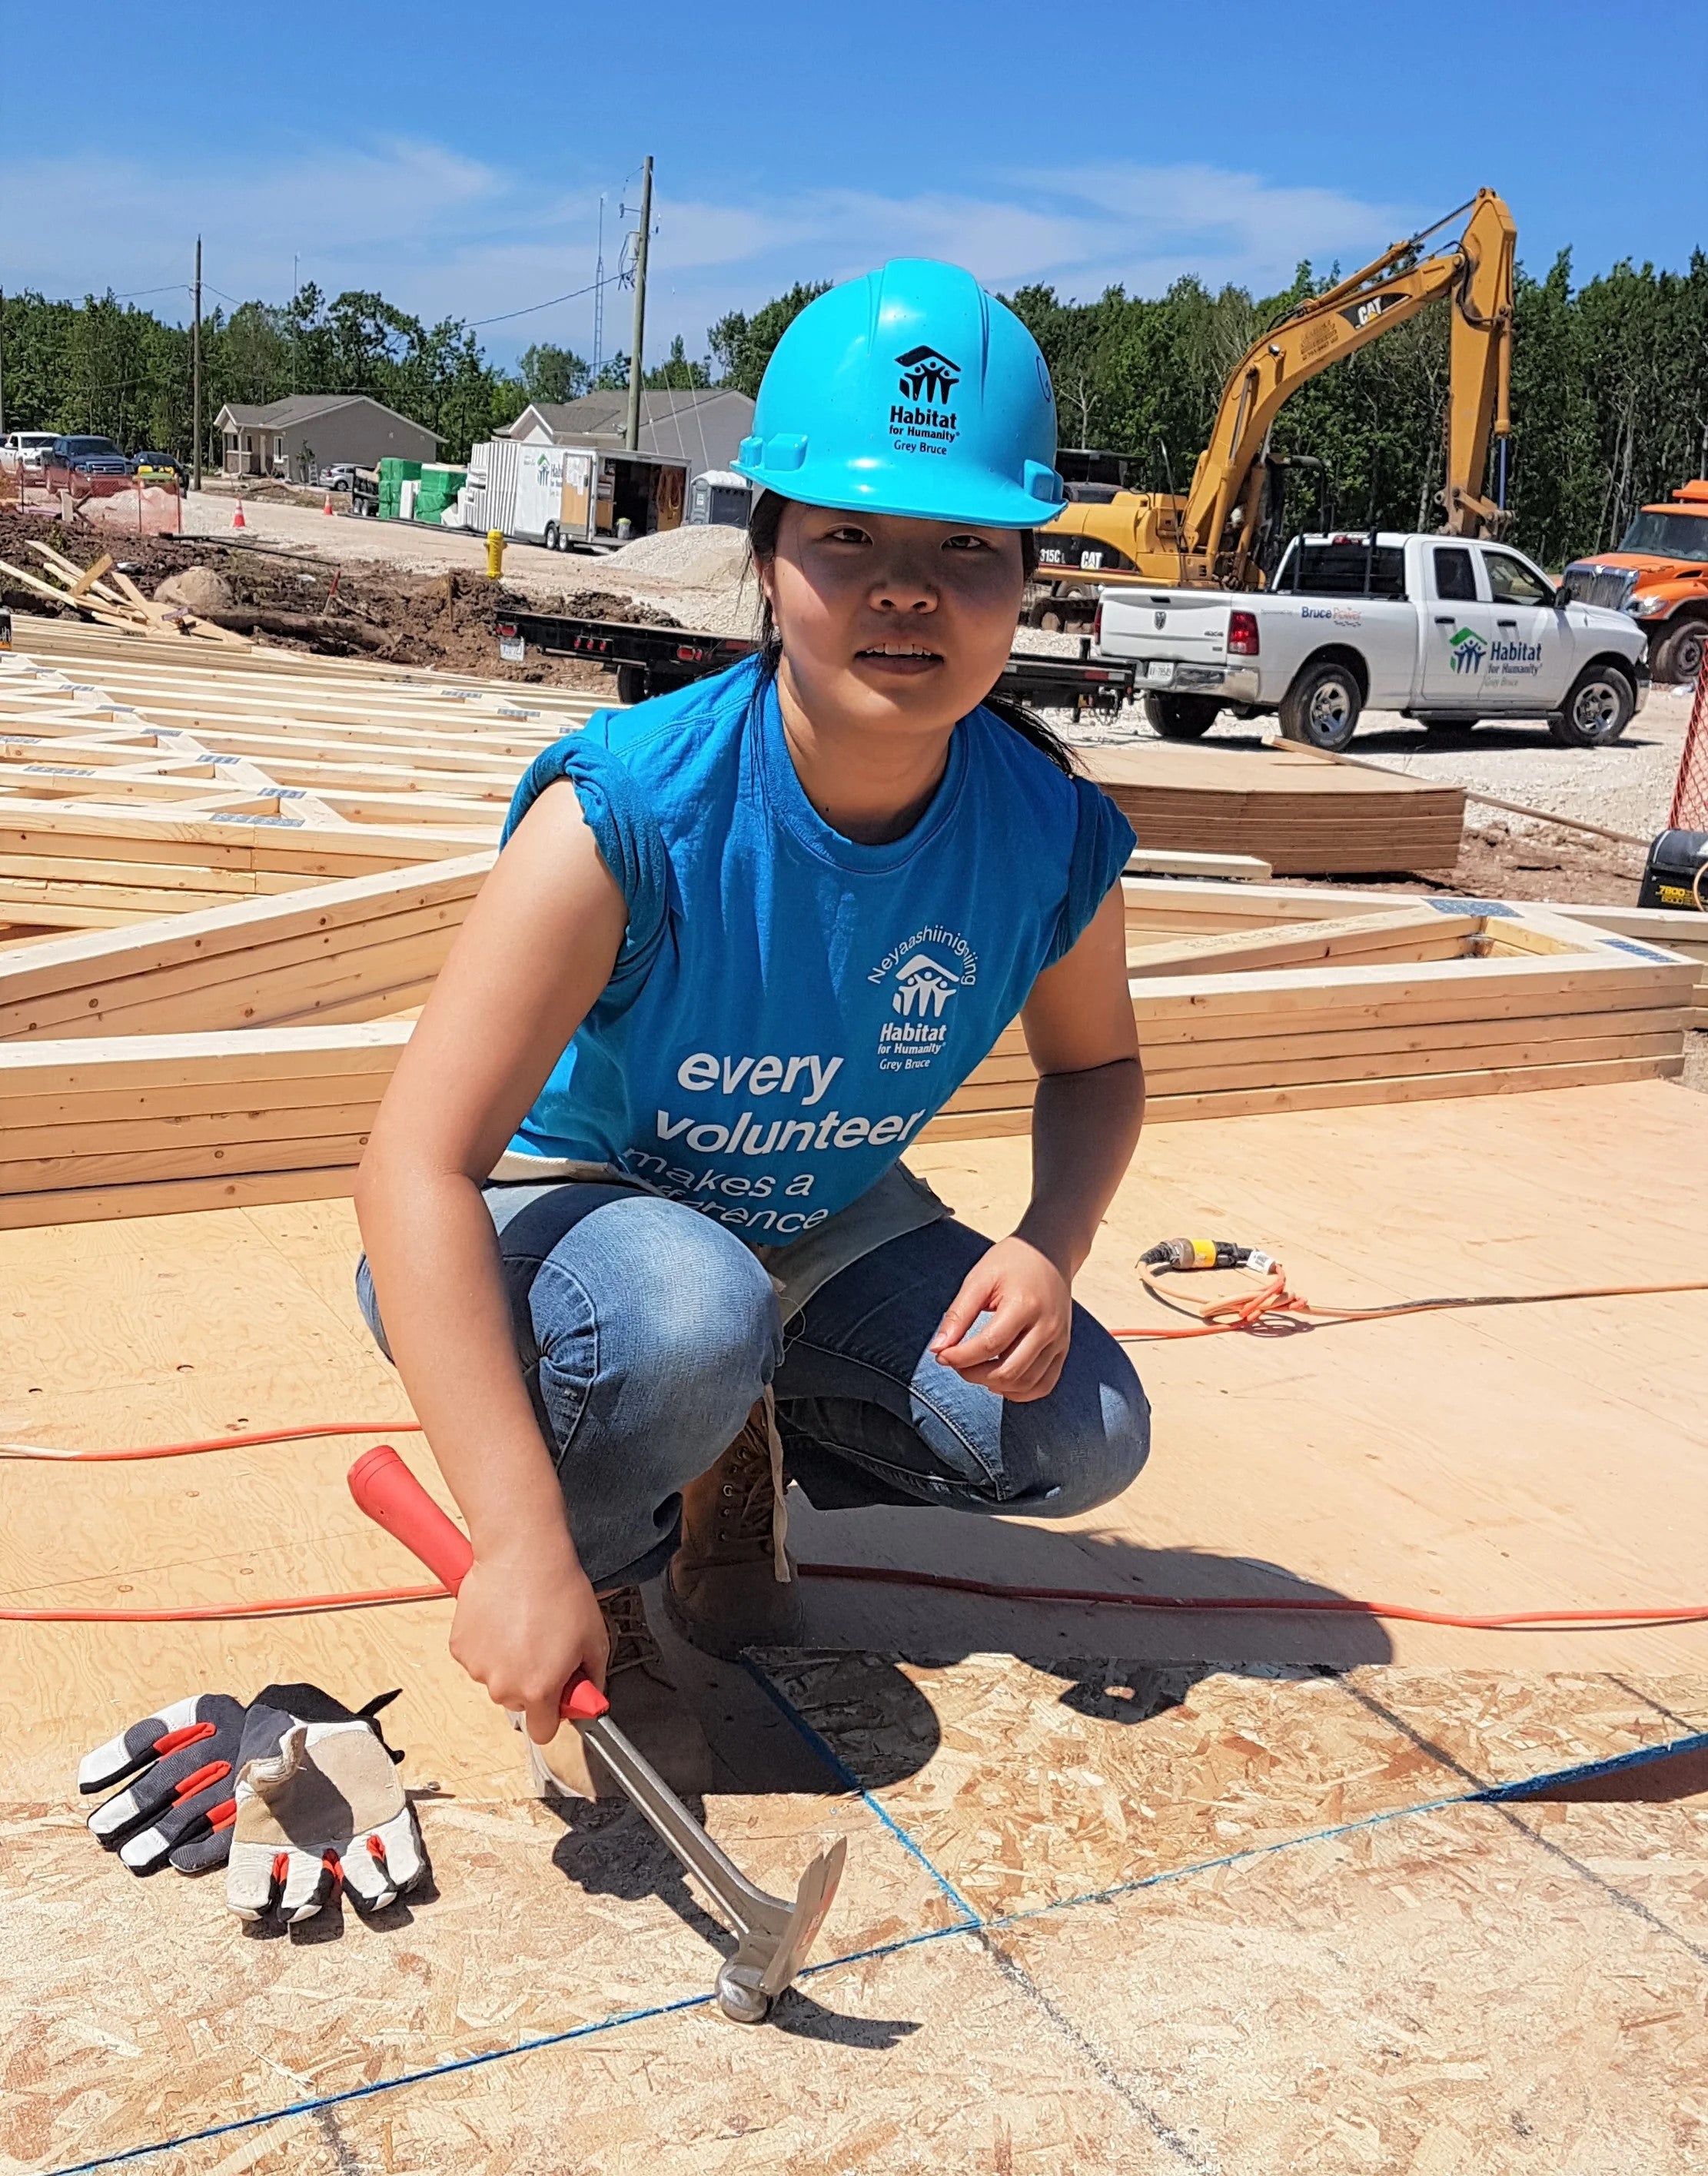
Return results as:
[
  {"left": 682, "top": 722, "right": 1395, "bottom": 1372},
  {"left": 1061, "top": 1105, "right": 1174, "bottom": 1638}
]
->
[{"left": 5, "top": 1083, "right": 1706, "bottom": 2174}]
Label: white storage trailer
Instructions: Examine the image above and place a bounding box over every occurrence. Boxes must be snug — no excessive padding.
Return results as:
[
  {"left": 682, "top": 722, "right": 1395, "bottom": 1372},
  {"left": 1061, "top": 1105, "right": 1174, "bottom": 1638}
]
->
[{"left": 462, "top": 439, "right": 687, "bottom": 552}]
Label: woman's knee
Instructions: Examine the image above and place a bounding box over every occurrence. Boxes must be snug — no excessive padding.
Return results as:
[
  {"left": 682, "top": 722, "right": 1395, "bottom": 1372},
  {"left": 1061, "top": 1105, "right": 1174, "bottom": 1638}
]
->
[
  {"left": 1018, "top": 1341, "right": 1150, "bottom": 1519},
  {"left": 527, "top": 1198, "right": 780, "bottom": 1445}
]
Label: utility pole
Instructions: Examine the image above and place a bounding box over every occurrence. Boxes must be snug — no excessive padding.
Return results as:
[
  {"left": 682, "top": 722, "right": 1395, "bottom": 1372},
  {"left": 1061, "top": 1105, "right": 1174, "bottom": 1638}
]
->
[
  {"left": 593, "top": 195, "right": 606, "bottom": 381},
  {"left": 191, "top": 238, "right": 203, "bottom": 493},
  {"left": 624, "top": 155, "right": 653, "bottom": 453},
  {"left": 0, "top": 287, "right": 6, "bottom": 437}
]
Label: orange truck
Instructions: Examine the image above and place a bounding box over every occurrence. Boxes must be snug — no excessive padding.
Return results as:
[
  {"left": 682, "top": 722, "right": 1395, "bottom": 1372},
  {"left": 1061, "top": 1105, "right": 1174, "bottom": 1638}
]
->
[{"left": 1561, "top": 480, "right": 1708, "bottom": 685}]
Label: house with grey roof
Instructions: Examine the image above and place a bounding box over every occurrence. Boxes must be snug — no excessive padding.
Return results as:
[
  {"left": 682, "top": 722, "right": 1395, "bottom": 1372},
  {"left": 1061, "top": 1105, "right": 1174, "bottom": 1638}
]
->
[
  {"left": 214, "top": 394, "right": 439, "bottom": 481},
  {"left": 501, "top": 388, "right": 753, "bottom": 483}
]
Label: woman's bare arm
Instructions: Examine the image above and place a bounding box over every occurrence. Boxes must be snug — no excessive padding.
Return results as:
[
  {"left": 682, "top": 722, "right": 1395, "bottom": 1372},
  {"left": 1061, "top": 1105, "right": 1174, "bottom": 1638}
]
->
[{"left": 354, "top": 782, "right": 626, "bottom": 1739}]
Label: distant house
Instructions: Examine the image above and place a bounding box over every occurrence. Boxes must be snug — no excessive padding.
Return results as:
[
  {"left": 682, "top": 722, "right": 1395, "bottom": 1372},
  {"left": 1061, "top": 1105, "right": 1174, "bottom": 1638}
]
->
[
  {"left": 502, "top": 389, "right": 755, "bottom": 483},
  {"left": 214, "top": 395, "right": 439, "bottom": 481}
]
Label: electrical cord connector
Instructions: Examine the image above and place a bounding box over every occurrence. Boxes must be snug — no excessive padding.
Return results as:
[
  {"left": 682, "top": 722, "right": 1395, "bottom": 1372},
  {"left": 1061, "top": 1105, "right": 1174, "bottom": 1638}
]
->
[{"left": 1138, "top": 1237, "right": 1280, "bottom": 1276}]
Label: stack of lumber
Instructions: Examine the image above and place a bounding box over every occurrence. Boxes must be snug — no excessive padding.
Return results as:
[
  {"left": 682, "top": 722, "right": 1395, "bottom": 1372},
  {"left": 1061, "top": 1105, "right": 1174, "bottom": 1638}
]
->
[
  {"left": 1557, "top": 901, "right": 1708, "bottom": 1020},
  {"left": 0, "top": 541, "right": 248, "bottom": 646},
  {"left": 0, "top": 1022, "right": 410, "bottom": 1226},
  {"left": 1081, "top": 739, "right": 1466, "bottom": 875}
]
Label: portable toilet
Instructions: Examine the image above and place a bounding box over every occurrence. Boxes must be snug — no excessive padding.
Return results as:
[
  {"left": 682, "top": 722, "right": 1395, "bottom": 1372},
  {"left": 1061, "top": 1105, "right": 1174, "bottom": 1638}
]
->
[{"left": 688, "top": 468, "right": 752, "bottom": 527}]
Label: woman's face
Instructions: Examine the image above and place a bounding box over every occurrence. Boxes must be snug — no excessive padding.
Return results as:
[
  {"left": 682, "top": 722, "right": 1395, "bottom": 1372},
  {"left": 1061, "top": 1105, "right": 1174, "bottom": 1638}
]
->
[{"left": 759, "top": 500, "right": 1025, "bottom": 741}]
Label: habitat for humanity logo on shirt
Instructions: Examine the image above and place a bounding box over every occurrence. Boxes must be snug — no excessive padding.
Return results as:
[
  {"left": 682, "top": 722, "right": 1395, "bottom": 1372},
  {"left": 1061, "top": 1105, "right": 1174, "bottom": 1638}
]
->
[{"left": 869, "top": 925, "right": 979, "bottom": 1073}]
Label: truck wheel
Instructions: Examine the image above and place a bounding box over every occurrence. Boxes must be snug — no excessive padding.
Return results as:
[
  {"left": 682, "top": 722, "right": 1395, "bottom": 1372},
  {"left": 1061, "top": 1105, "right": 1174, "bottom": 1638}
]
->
[
  {"left": 1549, "top": 664, "right": 1635, "bottom": 748},
  {"left": 543, "top": 522, "right": 560, "bottom": 552},
  {"left": 616, "top": 663, "right": 649, "bottom": 706},
  {"left": 1651, "top": 620, "right": 1706, "bottom": 687},
  {"left": 1278, "top": 659, "right": 1362, "bottom": 751},
  {"left": 1142, "top": 693, "right": 1221, "bottom": 740}
]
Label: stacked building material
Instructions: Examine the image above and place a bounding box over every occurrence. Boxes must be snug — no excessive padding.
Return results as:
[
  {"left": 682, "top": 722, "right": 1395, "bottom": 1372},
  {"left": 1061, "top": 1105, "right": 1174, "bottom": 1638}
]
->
[{"left": 1081, "top": 739, "right": 1466, "bottom": 875}]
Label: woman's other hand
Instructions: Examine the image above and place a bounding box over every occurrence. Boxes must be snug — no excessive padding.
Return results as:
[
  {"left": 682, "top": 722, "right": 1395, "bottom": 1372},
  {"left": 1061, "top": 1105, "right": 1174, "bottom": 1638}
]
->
[{"left": 929, "top": 1234, "right": 1073, "bottom": 1401}]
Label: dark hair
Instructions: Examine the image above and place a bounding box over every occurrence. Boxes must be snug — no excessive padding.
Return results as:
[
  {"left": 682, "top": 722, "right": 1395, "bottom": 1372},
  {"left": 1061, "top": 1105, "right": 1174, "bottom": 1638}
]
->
[{"left": 744, "top": 489, "right": 1076, "bottom": 775}]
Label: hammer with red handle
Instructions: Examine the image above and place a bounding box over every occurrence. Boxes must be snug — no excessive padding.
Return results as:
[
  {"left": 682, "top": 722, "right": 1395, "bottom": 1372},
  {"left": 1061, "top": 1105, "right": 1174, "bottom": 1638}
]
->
[{"left": 347, "top": 1444, "right": 845, "bottom": 2022}]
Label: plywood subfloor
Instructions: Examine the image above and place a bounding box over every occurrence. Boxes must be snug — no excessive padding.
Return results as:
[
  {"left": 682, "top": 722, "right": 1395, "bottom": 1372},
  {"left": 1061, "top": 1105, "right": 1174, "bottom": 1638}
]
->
[{"left": 3, "top": 1082, "right": 1707, "bottom": 2170}]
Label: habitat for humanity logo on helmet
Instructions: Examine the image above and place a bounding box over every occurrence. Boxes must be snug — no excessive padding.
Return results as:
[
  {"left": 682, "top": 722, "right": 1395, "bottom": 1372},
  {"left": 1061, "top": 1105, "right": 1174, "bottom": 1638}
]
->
[
  {"left": 870, "top": 925, "right": 979, "bottom": 1071},
  {"left": 891, "top": 345, "right": 961, "bottom": 459}
]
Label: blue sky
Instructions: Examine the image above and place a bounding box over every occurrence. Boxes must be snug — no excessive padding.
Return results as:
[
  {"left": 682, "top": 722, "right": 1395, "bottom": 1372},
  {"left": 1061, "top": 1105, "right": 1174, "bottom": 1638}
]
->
[{"left": 3, "top": 0, "right": 1703, "bottom": 373}]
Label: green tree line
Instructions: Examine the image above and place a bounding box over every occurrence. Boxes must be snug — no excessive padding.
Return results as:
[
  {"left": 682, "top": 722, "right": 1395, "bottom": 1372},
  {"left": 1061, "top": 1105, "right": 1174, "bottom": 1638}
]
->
[
  {"left": 0, "top": 287, "right": 718, "bottom": 469},
  {"left": 6, "top": 251, "right": 1707, "bottom": 561}
]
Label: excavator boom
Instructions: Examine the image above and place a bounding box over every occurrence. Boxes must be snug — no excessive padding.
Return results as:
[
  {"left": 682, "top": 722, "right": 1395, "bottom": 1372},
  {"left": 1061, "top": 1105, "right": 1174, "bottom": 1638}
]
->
[
  {"left": 1033, "top": 189, "right": 1516, "bottom": 605},
  {"left": 1185, "top": 188, "right": 1516, "bottom": 581}
]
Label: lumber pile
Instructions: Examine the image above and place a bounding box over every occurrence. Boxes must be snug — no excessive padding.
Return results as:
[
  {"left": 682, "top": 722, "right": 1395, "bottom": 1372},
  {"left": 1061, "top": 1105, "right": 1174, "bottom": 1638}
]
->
[
  {"left": 0, "top": 542, "right": 249, "bottom": 646},
  {"left": 1081, "top": 739, "right": 1466, "bottom": 875}
]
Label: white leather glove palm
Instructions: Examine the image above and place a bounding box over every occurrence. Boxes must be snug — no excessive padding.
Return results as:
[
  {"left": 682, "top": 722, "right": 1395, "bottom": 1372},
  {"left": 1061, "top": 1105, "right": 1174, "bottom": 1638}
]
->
[{"left": 225, "top": 1684, "right": 425, "bottom": 1923}]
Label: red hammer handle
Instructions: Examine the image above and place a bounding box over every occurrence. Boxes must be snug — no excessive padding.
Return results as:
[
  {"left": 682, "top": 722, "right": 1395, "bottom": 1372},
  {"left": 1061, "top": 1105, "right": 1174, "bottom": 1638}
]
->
[{"left": 347, "top": 1444, "right": 608, "bottom": 1722}]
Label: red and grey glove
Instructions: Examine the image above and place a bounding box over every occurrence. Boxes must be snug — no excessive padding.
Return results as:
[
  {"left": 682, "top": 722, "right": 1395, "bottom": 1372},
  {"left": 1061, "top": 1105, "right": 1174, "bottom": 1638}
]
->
[
  {"left": 226, "top": 1683, "right": 427, "bottom": 1923},
  {"left": 78, "top": 1694, "right": 248, "bottom": 1872}
]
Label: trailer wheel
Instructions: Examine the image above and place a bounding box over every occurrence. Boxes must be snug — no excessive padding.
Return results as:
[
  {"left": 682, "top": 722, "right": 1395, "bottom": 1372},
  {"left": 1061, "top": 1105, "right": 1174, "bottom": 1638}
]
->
[
  {"left": 1548, "top": 663, "right": 1635, "bottom": 748},
  {"left": 1651, "top": 619, "right": 1706, "bottom": 687},
  {"left": 1142, "top": 693, "right": 1221, "bottom": 740},
  {"left": 1278, "top": 659, "right": 1362, "bottom": 751},
  {"left": 616, "top": 664, "right": 649, "bottom": 706}
]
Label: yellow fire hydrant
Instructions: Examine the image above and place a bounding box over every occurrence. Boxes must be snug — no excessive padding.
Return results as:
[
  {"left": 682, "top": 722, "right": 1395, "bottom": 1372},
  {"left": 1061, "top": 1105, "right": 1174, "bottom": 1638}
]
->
[{"left": 486, "top": 529, "right": 505, "bottom": 580}]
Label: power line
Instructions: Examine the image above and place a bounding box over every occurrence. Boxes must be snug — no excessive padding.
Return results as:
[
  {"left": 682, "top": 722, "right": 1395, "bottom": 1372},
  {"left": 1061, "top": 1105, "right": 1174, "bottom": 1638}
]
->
[{"left": 468, "top": 269, "right": 624, "bottom": 331}]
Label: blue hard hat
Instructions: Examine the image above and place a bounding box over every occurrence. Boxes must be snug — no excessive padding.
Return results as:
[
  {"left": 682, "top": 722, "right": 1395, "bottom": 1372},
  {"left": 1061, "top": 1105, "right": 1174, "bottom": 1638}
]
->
[{"left": 732, "top": 260, "right": 1064, "bottom": 529}]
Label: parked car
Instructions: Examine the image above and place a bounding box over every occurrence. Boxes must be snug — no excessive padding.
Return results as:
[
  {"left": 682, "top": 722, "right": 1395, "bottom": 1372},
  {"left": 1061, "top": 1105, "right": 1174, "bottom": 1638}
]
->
[
  {"left": 44, "top": 435, "right": 131, "bottom": 487},
  {"left": 1092, "top": 531, "right": 1650, "bottom": 751},
  {"left": 0, "top": 430, "right": 58, "bottom": 473},
  {"left": 131, "top": 450, "right": 188, "bottom": 487},
  {"left": 317, "top": 462, "right": 361, "bottom": 493}
]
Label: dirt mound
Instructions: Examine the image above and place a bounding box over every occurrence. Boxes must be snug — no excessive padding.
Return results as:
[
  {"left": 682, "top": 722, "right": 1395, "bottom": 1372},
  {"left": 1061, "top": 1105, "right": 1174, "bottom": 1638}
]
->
[
  {"left": 155, "top": 566, "right": 235, "bottom": 614},
  {"left": 557, "top": 590, "right": 681, "bottom": 627}
]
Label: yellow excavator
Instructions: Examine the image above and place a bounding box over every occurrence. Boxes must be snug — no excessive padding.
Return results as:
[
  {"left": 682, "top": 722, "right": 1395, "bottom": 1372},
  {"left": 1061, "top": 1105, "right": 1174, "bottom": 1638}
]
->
[{"left": 1031, "top": 188, "right": 1517, "bottom": 622}]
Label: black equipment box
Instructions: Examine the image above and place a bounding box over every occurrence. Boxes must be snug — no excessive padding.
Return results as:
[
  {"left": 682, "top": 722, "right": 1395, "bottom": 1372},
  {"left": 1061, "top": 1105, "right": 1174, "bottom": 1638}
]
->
[{"left": 1638, "top": 829, "right": 1708, "bottom": 912}]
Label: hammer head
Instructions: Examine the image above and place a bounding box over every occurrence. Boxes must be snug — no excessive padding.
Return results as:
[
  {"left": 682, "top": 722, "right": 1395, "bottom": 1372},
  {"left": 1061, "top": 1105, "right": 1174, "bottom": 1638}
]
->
[{"left": 715, "top": 1835, "right": 847, "bottom": 2022}]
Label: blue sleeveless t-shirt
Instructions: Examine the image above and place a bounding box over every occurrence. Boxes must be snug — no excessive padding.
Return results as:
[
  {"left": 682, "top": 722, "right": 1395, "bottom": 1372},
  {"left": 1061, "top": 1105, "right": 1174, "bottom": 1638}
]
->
[{"left": 498, "top": 658, "right": 1134, "bottom": 1244}]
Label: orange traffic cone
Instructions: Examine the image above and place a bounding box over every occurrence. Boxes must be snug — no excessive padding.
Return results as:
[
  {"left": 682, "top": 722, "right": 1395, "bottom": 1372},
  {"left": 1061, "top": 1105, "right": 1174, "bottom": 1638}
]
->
[
  {"left": 323, "top": 493, "right": 335, "bottom": 515},
  {"left": 231, "top": 497, "right": 247, "bottom": 530}
]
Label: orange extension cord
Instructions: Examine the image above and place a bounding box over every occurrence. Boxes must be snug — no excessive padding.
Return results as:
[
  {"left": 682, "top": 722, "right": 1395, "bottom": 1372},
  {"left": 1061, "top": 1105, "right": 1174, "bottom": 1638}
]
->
[{"left": 6, "top": 1259, "right": 1707, "bottom": 1633}]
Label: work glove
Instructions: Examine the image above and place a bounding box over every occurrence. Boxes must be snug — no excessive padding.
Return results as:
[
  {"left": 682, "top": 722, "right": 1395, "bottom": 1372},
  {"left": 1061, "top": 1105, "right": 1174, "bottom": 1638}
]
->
[
  {"left": 78, "top": 1693, "right": 248, "bottom": 1872},
  {"left": 226, "top": 1683, "right": 427, "bottom": 1923}
]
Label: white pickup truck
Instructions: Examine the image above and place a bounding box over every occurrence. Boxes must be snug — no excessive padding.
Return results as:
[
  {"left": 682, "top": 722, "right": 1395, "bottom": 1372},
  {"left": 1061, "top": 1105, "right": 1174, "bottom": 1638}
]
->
[{"left": 1092, "top": 530, "right": 1650, "bottom": 751}]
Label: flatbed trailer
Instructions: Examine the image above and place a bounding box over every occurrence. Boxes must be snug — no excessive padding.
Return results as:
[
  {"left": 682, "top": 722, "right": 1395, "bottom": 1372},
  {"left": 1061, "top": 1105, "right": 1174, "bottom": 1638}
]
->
[{"left": 496, "top": 609, "right": 1139, "bottom": 713}]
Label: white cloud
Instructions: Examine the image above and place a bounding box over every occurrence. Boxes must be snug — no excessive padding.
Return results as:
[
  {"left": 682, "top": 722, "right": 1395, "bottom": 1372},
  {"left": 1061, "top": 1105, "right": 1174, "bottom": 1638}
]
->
[{"left": 0, "top": 136, "right": 1410, "bottom": 362}]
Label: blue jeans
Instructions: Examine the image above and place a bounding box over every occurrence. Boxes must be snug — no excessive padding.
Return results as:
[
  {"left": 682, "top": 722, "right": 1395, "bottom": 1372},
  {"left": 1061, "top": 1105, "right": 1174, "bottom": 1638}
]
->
[{"left": 355, "top": 1184, "right": 1149, "bottom": 1590}]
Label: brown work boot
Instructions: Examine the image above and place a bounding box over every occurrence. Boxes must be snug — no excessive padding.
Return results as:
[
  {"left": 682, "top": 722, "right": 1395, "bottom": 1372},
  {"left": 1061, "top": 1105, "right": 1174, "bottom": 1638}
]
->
[
  {"left": 663, "top": 1396, "right": 807, "bottom": 1659},
  {"left": 521, "top": 1584, "right": 716, "bottom": 1802}
]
